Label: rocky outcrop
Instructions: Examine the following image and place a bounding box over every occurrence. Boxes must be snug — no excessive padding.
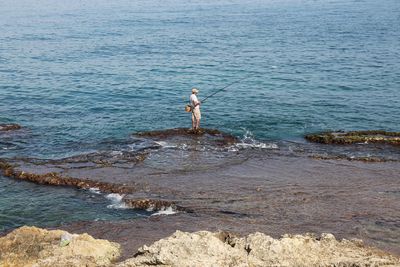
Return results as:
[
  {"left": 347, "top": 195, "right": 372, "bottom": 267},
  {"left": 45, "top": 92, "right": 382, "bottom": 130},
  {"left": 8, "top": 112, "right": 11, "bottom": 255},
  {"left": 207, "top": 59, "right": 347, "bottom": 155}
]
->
[
  {"left": 0, "top": 159, "right": 136, "bottom": 194},
  {"left": 117, "top": 231, "right": 400, "bottom": 267},
  {"left": 0, "top": 123, "right": 21, "bottom": 131},
  {"left": 1, "top": 228, "right": 399, "bottom": 267},
  {"left": 310, "top": 154, "right": 397, "bottom": 162},
  {"left": 0, "top": 226, "right": 120, "bottom": 267},
  {"left": 123, "top": 198, "right": 180, "bottom": 212},
  {"left": 134, "top": 128, "right": 238, "bottom": 146},
  {"left": 306, "top": 130, "right": 400, "bottom": 145}
]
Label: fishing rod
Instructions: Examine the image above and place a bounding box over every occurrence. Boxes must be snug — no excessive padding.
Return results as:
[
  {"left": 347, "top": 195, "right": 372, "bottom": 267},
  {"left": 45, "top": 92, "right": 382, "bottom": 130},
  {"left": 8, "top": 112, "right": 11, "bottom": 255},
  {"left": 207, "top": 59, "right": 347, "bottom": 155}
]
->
[
  {"left": 200, "top": 74, "right": 252, "bottom": 103},
  {"left": 185, "top": 74, "right": 252, "bottom": 113}
]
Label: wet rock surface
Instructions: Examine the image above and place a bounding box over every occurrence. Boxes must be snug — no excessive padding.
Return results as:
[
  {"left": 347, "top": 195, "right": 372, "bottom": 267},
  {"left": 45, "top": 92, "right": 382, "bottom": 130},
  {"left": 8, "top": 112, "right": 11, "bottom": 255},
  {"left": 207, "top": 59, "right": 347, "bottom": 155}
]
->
[
  {"left": 0, "top": 159, "right": 137, "bottom": 194},
  {"left": 0, "top": 123, "right": 21, "bottom": 131},
  {"left": 0, "top": 226, "right": 120, "bottom": 267},
  {"left": 1, "top": 150, "right": 400, "bottom": 256},
  {"left": 123, "top": 198, "right": 182, "bottom": 212},
  {"left": 309, "top": 154, "right": 399, "bottom": 162},
  {"left": 135, "top": 127, "right": 237, "bottom": 140},
  {"left": 1, "top": 128, "right": 400, "bottom": 259},
  {"left": 306, "top": 130, "right": 400, "bottom": 145},
  {"left": 134, "top": 127, "right": 238, "bottom": 147}
]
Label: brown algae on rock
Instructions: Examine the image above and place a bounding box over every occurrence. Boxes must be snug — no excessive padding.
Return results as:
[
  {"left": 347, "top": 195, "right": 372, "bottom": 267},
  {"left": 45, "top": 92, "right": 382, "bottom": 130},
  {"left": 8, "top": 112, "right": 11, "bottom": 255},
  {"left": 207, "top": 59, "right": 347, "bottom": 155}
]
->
[
  {"left": 0, "top": 123, "right": 22, "bottom": 132},
  {"left": 0, "top": 159, "right": 136, "bottom": 194},
  {"left": 134, "top": 128, "right": 238, "bottom": 146},
  {"left": 305, "top": 130, "right": 400, "bottom": 145},
  {"left": 123, "top": 198, "right": 180, "bottom": 212}
]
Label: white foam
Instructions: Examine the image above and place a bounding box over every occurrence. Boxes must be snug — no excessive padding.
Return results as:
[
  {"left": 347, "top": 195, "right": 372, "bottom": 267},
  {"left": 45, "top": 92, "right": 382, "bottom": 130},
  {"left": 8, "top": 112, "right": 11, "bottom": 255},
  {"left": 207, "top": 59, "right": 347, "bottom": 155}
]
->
[
  {"left": 235, "top": 142, "right": 278, "bottom": 149},
  {"left": 228, "top": 146, "right": 239, "bottom": 152},
  {"left": 151, "top": 206, "right": 177, "bottom": 216},
  {"left": 235, "top": 129, "right": 279, "bottom": 150},
  {"left": 106, "top": 193, "right": 124, "bottom": 202},
  {"left": 107, "top": 202, "right": 128, "bottom": 209},
  {"left": 106, "top": 193, "right": 128, "bottom": 209},
  {"left": 89, "top": 187, "right": 101, "bottom": 194},
  {"left": 155, "top": 141, "right": 177, "bottom": 148},
  {"left": 110, "top": 150, "right": 123, "bottom": 156}
]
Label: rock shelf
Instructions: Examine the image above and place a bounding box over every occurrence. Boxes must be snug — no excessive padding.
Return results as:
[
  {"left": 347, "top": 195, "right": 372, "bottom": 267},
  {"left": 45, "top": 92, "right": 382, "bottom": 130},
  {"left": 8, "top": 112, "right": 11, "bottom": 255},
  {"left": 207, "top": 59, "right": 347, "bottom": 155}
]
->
[{"left": 305, "top": 130, "right": 400, "bottom": 145}]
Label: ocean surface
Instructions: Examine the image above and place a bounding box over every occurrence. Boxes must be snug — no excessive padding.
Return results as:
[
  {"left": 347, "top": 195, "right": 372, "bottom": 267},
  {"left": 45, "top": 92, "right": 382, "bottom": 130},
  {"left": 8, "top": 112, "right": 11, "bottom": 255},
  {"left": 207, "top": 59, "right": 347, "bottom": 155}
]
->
[{"left": 0, "top": 0, "right": 399, "bottom": 235}]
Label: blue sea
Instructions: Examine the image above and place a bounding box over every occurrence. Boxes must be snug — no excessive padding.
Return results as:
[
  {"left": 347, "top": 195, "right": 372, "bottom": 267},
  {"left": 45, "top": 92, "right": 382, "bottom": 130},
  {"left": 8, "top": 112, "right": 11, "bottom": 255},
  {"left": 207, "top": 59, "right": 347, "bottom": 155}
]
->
[{"left": 1, "top": 0, "right": 399, "bottom": 231}]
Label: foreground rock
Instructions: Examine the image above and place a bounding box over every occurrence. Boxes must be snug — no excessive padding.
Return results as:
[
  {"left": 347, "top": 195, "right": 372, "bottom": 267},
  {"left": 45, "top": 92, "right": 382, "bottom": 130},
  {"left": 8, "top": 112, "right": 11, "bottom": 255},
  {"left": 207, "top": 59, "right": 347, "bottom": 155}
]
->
[
  {"left": 305, "top": 130, "right": 400, "bottom": 145},
  {"left": 118, "top": 231, "right": 400, "bottom": 267},
  {"left": 0, "top": 226, "right": 120, "bottom": 267},
  {"left": 1, "top": 227, "right": 399, "bottom": 267}
]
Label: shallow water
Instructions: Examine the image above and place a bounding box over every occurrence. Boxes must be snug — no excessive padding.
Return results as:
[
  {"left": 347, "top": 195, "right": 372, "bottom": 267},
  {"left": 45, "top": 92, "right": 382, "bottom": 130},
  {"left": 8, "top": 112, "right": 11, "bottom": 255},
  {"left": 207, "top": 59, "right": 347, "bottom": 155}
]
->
[
  {"left": 0, "top": 175, "right": 151, "bottom": 232},
  {"left": 0, "top": 0, "right": 399, "bottom": 252}
]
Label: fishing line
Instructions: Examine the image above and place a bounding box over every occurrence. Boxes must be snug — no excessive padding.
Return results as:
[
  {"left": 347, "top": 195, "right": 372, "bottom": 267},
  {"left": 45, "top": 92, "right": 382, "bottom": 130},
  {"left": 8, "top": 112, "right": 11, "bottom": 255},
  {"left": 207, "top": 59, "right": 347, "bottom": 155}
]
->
[{"left": 200, "top": 74, "right": 253, "bottom": 103}]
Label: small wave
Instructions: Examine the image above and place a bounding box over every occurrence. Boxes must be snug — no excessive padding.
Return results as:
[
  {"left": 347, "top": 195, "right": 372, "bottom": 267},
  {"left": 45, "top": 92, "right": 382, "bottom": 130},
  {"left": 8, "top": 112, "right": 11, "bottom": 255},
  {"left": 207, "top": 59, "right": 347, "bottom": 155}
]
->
[
  {"left": 235, "top": 142, "right": 278, "bottom": 149},
  {"left": 89, "top": 187, "right": 101, "bottom": 194},
  {"left": 106, "top": 193, "right": 128, "bottom": 209},
  {"left": 110, "top": 150, "right": 123, "bottom": 156},
  {"left": 151, "top": 206, "right": 177, "bottom": 216},
  {"left": 106, "top": 193, "right": 124, "bottom": 202},
  {"left": 234, "top": 130, "right": 279, "bottom": 150},
  {"left": 107, "top": 202, "right": 128, "bottom": 209},
  {"left": 155, "top": 141, "right": 177, "bottom": 148}
]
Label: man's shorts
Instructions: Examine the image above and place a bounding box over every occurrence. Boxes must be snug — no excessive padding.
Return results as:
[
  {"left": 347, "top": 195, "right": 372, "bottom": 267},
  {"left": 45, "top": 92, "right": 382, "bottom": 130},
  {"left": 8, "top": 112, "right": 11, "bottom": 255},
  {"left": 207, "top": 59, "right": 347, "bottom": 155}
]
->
[{"left": 192, "top": 108, "right": 201, "bottom": 121}]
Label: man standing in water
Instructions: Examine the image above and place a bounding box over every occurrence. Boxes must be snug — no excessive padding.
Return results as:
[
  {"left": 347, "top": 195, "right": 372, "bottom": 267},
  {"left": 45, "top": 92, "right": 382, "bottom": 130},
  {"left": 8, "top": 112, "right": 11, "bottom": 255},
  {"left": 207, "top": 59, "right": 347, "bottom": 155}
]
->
[{"left": 190, "top": 88, "right": 201, "bottom": 131}]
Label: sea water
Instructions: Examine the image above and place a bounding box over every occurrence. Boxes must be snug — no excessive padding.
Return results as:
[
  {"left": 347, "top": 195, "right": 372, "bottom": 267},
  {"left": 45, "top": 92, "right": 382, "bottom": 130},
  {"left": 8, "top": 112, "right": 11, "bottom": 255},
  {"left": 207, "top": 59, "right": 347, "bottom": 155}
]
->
[{"left": 0, "top": 0, "right": 399, "bottom": 230}]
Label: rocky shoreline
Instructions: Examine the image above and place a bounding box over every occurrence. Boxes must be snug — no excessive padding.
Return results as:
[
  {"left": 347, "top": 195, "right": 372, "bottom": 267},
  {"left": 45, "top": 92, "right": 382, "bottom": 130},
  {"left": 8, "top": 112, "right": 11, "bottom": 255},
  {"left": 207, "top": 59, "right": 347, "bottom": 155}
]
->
[
  {"left": 1, "top": 226, "right": 399, "bottom": 267},
  {"left": 1, "top": 128, "right": 400, "bottom": 265}
]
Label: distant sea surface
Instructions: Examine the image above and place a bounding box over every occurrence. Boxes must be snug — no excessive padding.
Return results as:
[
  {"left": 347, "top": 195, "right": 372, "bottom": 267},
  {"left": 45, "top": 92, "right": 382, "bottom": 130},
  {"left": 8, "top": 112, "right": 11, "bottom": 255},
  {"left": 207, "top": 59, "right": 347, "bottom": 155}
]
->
[
  {"left": 1, "top": 0, "right": 399, "bottom": 158},
  {"left": 0, "top": 0, "right": 399, "bottom": 234}
]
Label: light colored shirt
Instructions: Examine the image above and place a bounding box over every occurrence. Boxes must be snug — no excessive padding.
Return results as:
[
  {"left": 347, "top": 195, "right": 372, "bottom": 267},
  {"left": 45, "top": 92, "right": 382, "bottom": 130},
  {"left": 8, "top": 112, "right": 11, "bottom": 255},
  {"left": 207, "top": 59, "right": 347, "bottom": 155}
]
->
[{"left": 190, "top": 94, "right": 200, "bottom": 110}]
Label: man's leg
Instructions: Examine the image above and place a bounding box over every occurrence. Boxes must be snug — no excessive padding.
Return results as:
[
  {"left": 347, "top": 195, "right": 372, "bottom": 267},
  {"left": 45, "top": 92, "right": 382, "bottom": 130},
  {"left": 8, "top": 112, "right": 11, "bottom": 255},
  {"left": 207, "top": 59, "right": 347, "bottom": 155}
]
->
[{"left": 191, "top": 113, "right": 196, "bottom": 130}]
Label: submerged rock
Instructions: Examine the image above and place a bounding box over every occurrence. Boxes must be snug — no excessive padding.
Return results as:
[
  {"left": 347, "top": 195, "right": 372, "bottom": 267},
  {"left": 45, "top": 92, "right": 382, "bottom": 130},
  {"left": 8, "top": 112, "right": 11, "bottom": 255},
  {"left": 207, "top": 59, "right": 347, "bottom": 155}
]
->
[
  {"left": 0, "top": 123, "right": 21, "bottom": 131},
  {"left": 118, "top": 231, "right": 400, "bottom": 267},
  {"left": 310, "top": 154, "right": 397, "bottom": 162},
  {"left": 0, "top": 159, "right": 137, "bottom": 194},
  {"left": 305, "top": 130, "right": 400, "bottom": 145},
  {"left": 0, "top": 226, "right": 120, "bottom": 267}
]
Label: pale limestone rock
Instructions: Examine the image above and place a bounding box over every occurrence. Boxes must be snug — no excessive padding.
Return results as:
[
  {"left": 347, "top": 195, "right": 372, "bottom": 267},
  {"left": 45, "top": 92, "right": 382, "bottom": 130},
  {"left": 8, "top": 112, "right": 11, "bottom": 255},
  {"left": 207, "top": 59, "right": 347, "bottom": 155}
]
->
[
  {"left": 0, "top": 226, "right": 120, "bottom": 267},
  {"left": 241, "top": 232, "right": 400, "bottom": 267},
  {"left": 117, "top": 231, "right": 248, "bottom": 267},
  {"left": 117, "top": 231, "right": 400, "bottom": 267},
  {"left": 1, "top": 227, "right": 399, "bottom": 267}
]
